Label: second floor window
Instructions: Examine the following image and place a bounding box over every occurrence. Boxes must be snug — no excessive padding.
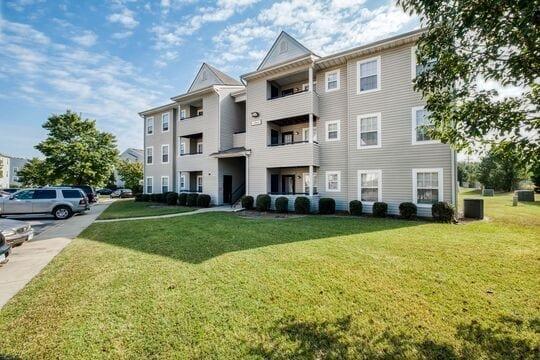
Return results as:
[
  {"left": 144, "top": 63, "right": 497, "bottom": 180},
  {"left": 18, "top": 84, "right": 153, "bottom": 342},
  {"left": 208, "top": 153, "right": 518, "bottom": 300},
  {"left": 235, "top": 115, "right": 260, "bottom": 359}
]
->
[
  {"left": 326, "top": 120, "right": 340, "bottom": 141},
  {"left": 412, "top": 107, "right": 437, "bottom": 144},
  {"left": 146, "top": 147, "right": 153, "bottom": 164},
  {"left": 358, "top": 57, "right": 380, "bottom": 93},
  {"left": 358, "top": 113, "right": 381, "bottom": 149},
  {"left": 325, "top": 70, "right": 340, "bottom": 92},
  {"left": 162, "top": 113, "right": 169, "bottom": 132},
  {"left": 146, "top": 117, "right": 154, "bottom": 135},
  {"left": 161, "top": 145, "right": 169, "bottom": 163}
]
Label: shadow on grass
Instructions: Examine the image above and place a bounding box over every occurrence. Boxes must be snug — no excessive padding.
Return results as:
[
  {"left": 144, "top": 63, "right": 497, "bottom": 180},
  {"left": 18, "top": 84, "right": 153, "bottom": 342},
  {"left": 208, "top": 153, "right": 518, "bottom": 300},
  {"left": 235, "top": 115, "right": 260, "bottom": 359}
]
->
[
  {"left": 82, "top": 212, "right": 423, "bottom": 264},
  {"left": 249, "top": 315, "right": 539, "bottom": 359}
]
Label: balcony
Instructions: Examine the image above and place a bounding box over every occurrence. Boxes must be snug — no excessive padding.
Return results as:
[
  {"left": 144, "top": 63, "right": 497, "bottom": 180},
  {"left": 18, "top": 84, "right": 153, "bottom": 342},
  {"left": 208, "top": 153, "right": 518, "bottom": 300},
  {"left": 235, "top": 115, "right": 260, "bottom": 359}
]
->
[
  {"left": 265, "top": 90, "right": 319, "bottom": 121},
  {"left": 265, "top": 142, "right": 319, "bottom": 167},
  {"left": 233, "top": 131, "right": 246, "bottom": 148}
]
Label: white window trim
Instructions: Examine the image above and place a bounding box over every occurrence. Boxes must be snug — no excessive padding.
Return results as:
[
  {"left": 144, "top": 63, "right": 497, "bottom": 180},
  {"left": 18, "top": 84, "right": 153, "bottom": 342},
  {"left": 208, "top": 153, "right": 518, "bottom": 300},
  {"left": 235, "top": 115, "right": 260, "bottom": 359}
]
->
[
  {"left": 178, "top": 173, "right": 186, "bottom": 191},
  {"left": 161, "top": 176, "right": 169, "bottom": 193},
  {"left": 146, "top": 117, "right": 154, "bottom": 135},
  {"left": 161, "top": 144, "right": 169, "bottom": 164},
  {"left": 302, "top": 127, "right": 317, "bottom": 142},
  {"left": 161, "top": 113, "right": 170, "bottom": 133},
  {"left": 325, "top": 120, "right": 340, "bottom": 142},
  {"left": 179, "top": 141, "right": 185, "bottom": 156},
  {"left": 146, "top": 146, "right": 153, "bottom": 165},
  {"left": 325, "top": 171, "right": 341, "bottom": 192},
  {"left": 357, "top": 170, "right": 382, "bottom": 205},
  {"left": 325, "top": 69, "right": 340, "bottom": 92},
  {"left": 302, "top": 172, "right": 318, "bottom": 194},
  {"left": 412, "top": 168, "right": 443, "bottom": 207},
  {"left": 357, "top": 113, "right": 382, "bottom": 149},
  {"left": 196, "top": 175, "right": 203, "bottom": 192},
  {"left": 180, "top": 109, "right": 186, "bottom": 119},
  {"left": 411, "top": 106, "right": 440, "bottom": 145},
  {"left": 357, "top": 56, "right": 381, "bottom": 94},
  {"left": 146, "top": 176, "right": 153, "bottom": 194}
]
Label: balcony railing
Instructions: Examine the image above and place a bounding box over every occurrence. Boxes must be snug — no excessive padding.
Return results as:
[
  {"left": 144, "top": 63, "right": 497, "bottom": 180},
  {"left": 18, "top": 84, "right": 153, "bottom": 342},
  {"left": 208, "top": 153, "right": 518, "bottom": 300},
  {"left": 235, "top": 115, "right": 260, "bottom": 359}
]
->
[
  {"left": 180, "top": 114, "right": 203, "bottom": 120},
  {"left": 180, "top": 151, "right": 203, "bottom": 156},
  {"left": 268, "top": 140, "right": 318, "bottom": 147},
  {"left": 268, "top": 88, "right": 308, "bottom": 101}
]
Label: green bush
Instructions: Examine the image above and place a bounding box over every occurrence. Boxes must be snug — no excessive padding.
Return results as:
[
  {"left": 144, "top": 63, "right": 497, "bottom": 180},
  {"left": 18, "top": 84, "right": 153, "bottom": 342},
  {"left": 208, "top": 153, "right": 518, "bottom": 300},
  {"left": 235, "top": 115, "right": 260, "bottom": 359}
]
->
[
  {"left": 165, "top": 192, "right": 178, "bottom": 206},
  {"left": 141, "top": 194, "right": 150, "bottom": 202},
  {"left": 349, "top": 200, "right": 362, "bottom": 216},
  {"left": 178, "top": 193, "right": 188, "bottom": 206},
  {"left": 162, "top": 192, "right": 174, "bottom": 204},
  {"left": 134, "top": 194, "right": 144, "bottom": 202},
  {"left": 186, "top": 193, "right": 199, "bottom": 207},
  {"left": 149, "top": 194, "right": 159, "bottom": 202},
  {"left": 399, "top": 202, "right": 417, "bottom": 219},
  {"left": 241, "top": 195, "right": 254, "bottom": 210},
  {"left": 294, "top": 196, "right": 310, "bottom": 214},
  {"left": 432, "top": 202, "right": 455, "bottom": 223},
  {"left": 256, "top": 194, "right": 271, "bottom": 212},
  {"left": 372, "top": 202, "right": 388, "bottom": 217},
  {"left": 197, "top": 194, "right": 211, "bottom": 208},
  {"left": 319, "top": 198, "right": 335, "bottom": 215},
  {"left": 275, "top": 197, "right": 289, "bottom": 213}
]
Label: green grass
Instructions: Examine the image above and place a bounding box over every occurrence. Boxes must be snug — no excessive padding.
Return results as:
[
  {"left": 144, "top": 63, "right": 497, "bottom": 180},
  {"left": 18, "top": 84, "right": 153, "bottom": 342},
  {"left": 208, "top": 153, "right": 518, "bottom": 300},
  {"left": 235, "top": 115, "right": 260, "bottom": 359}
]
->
[
  {"left": 97, "top": 199, "right": 194, "bottom": 220},
  {"left": 0, "top": 193, "right": 538, "bottom": 359}
]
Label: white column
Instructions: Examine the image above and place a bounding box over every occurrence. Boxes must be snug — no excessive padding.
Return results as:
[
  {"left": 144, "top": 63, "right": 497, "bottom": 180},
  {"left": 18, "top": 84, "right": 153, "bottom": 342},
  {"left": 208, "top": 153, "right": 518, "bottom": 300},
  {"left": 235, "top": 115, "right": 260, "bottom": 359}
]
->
[
  {"left": 309, "top": 165, "right": 313, "bottom": 196},
  {"left": 308, "top": 113, "right": 313, "bottom": 144},
  {"left": 308, "top": 66, "right": 314, "bottom": 92},
  {"left": 245, "top": 155, "right": 249, "bottom": 195}
]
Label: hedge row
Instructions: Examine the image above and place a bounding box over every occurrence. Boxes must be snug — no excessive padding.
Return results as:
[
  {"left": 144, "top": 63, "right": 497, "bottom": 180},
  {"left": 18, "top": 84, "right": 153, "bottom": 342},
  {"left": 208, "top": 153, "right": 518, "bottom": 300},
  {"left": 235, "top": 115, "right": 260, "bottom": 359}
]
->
[{"left": 135, "top": 192, "right": 212, "bottom": 208}]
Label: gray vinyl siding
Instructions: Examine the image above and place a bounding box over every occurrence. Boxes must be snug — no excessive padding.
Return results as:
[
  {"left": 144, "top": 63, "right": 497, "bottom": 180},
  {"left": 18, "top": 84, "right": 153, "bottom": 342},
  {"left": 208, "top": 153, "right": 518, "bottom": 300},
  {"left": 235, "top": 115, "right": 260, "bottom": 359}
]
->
[
  {"left": 316, "top": 63, "right": 349, "bottom": 210},
  {"left": 346, "top": 44, "right": 453, "bottom": 216},
  {"left": 218, "top": 87, "right": 246, "bottom": 151}
]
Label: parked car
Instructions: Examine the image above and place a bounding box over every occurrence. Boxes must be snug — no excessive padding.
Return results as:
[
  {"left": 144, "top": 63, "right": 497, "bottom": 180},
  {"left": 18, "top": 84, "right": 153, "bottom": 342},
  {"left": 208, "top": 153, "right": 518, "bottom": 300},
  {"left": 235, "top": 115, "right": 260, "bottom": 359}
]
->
[
  {"left": 0, "top": 218, "right": 33, "bottom": 246},
  {"left": 2, "top": 189, "right": 20, "bottom": 194},
  {"left": 110, "top": 189, "right": 133, "bottom": 198},
  {"left": 96, "top": 188, "right": 113, "bottom": 195},
  {"left": 69, "top": 185, "right": 97, "bottom": 203},
  {"left": 0, "top": 187, "right": 90, "bottom": 220},
  {"left": 0, "top": 191, "right": 11, "bottom": 198},
  {"left": 0, "top": 233, "right": 11, "bottom": 265}
]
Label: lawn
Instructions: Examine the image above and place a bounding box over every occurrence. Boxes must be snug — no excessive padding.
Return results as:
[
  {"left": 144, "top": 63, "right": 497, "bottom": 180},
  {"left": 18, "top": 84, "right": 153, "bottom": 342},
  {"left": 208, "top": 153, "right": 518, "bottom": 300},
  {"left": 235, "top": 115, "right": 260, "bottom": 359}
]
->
[
  {"left": 0, "top": 193, "right": 538, "bottom": 358},
  {"left": 97, "top": 199, "right": 194, "bottom": 220}
]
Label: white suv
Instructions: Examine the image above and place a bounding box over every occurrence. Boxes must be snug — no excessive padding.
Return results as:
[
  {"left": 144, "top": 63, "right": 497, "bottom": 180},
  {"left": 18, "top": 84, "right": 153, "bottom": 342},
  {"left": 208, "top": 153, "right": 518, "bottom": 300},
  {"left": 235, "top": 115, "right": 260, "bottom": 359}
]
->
[{"left": 0, "top": 188, "right": 90, "bottom": 220}]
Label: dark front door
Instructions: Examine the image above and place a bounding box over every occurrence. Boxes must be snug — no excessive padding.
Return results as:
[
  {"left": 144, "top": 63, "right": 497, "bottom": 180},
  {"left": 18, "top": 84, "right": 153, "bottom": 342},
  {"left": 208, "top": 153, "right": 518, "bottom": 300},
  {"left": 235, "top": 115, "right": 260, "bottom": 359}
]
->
[
  {"left": 223, "top": 175, "right": 232, "bottom": 203},
  {"left": 271, "top": 129, "right": 279, "bottom": 145},
  {"left": 271, "top": 174, "right": 279, "bottom": 193},
  {"left": 282, "top": 175, "right": 295, "bottom": 194}
]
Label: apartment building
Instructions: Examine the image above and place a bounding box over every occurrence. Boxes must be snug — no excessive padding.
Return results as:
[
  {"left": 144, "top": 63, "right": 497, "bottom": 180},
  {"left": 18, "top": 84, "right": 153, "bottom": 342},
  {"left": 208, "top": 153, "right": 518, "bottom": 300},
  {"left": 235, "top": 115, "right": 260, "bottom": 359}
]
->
[
  {"left": 115, "top": 148, "right": 144, "bottom": 188},
  {"left": 0, "top": 154, "right": 10, "bottom": 189},
  {"left": 140, "top": 29, "right": 457, "bottom": 216},
  {"left": 0, "top": 154, "right": 29, "bottom": 188}
]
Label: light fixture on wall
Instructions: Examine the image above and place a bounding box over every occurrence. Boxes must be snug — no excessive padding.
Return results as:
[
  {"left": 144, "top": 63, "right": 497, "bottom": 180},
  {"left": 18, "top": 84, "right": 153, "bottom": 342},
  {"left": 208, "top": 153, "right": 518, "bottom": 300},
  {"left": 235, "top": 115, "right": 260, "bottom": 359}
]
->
[{"left": 251, "top": 111, "right": 259, "bottom": 118}]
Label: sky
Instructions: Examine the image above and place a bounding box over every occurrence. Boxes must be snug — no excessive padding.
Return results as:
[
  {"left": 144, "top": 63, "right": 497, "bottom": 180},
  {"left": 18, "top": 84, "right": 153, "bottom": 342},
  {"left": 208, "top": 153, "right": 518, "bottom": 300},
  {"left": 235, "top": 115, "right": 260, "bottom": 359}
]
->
[{"left": 0, "top": 0, "right": 420, "bottom": 159}]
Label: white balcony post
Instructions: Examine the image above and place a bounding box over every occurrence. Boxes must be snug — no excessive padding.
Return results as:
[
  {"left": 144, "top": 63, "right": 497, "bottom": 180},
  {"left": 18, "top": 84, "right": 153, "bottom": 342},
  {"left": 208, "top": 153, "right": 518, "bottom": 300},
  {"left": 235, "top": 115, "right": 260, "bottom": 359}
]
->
[
  {"left": 309, "top": 165, "right": 314, "bottom": 196},
  {"left": 308, "top": 66, "right": 313, "bottom": 93},
  {"left": 308, "top": 113, "right": 314, "bottom": 144}
]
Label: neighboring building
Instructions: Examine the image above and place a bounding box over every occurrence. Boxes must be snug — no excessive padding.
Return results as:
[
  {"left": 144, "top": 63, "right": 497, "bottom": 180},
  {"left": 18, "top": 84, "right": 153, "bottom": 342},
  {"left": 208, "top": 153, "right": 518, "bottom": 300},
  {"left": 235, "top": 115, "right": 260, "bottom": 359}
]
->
[
  {"left": 115, "top": 148, "right": 144, "bottom": 188},
  {"left": 8, "top": 156, "right": 29, "bottom": 187},
  {"left": 0, "top": 154, "right": 10, "bottom": 189},
  {"left": 139, "top": 29, "right": 457, "bottom": 216}
]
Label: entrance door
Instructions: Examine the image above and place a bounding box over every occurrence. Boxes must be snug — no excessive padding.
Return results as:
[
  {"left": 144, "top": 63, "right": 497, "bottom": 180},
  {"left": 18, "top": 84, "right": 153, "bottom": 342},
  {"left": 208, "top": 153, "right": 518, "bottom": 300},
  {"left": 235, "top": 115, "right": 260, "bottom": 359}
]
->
[
  {"left": 282, "top": 131, "right": 293, "bottom": 144},
  {"left": 270, "top": 174, "right": 279, "bottom": 193},
  {"left": 223, "top": 175, "right": 232, "bottom": 203},
  {"left": 282, "top": 175, "right": 295, "bottom": 194},
  {"left": 270, "top": 129, "right": 279, "bottom": 145}
]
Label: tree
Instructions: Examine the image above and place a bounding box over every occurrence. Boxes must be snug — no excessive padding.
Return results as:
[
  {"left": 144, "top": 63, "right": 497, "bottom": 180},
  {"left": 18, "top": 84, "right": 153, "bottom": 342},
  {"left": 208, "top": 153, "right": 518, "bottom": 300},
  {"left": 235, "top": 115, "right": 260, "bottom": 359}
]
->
[
  {"left": 476, "top": 146, "right": 526, "bottom": 191},
  {"left": 457, "top": 161, "right": 479, "bottom": 185},
  {"left": 16, "top": 158, "right": 53, "bottom": 187},
  {"left": 35, "top": 111, "right": 118, "bottom": 186},
  {"left": 117, "top": 160, "right": 143, "bottom": 193},
  {"left": 398, "top": 0, "right": 539, "bottom": 166}
]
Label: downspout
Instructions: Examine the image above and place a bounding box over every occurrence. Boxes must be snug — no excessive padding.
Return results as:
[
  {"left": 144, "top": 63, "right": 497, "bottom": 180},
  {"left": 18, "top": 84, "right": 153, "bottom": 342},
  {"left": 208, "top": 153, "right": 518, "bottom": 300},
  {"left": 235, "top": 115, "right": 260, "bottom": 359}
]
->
[{"left": 451, "top": 148, "right": 456, "bottom": 209}]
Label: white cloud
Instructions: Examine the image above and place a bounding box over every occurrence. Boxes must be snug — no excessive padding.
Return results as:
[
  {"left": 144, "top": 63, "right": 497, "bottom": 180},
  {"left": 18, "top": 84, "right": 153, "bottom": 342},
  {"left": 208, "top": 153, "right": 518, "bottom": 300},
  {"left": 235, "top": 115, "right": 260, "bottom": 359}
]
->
[
  {"left": 6, "top": 0, "right": 44, "bottom": 12},
  {"left": 112, "top": 31, "right": 134, "bottom": 39},
  {"left": 72, "top": 30, "right": 98, "bottom": 47},
  {"left": 108, "top": 8, "right": 139, "bottom": 29},
  {"left": 0, "top": 20, "right": 165, "bottom": 153}
]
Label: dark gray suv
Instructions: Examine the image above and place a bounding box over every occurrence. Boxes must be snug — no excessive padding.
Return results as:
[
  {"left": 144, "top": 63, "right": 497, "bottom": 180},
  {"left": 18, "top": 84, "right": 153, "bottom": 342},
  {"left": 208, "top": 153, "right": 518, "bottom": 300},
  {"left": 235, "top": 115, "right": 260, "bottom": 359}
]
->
[{"left": 0, "top": 188, "right": 90, "bottom": 220}]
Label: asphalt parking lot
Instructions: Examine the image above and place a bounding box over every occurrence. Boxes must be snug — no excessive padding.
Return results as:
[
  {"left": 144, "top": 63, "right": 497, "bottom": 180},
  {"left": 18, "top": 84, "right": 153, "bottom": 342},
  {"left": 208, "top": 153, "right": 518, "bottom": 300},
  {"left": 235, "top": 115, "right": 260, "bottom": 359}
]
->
[{"left": 3, "top": 214, "right": 64, "bottom": 237}]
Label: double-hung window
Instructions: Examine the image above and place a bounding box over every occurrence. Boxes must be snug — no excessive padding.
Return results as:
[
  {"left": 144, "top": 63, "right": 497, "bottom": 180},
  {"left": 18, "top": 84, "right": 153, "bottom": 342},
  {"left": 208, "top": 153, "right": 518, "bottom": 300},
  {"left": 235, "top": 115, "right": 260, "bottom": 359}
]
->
[
  {"left": 326, "top": 171, "right": 341, "bottom": 192},
  {"left": 357, "top": 113, "right": 381, "bottom": 149},
  {"left": 146, "top": 177, "right": 153, "bottom": 194},
  {"left": 162, "top": 113, "right": 169, "bottom": 132},
  {"left": 325, "top": 120, "right": 340, "bottom": 141},
  {"left": 161, "top": 144, "right": 169, "bottom": 164},
  {"left": 325, "top": 69, "right": 340, "bottom": 92},
  {"left": 357, "top": 57, "right": 380, "bottom": 93},
  {"left": 411, "top": 46, "right": 437, "bottom": 79},
  {"left": 146, "top": 117, "right": 154, "bottom": 135},
  {"left": 358, "top": 170, "right": 382, "bottom": 203},
  {"left": 413, "top": 168, "right": 443, "bottom": 205},
  {"left": 161, "top": 176, "right": 169, "bottom": 193},
  {"left": 197, "top": 141, "right": 203, "bottom": 154},
  {"left": 196, "top": 175, "right": 203, "bottom": 192},
  {"left": 179, "top": 173, "right": 186, "bottom": 190},
  {"left": 303, "top": 172, "right": 318, "bottom": 194},
  {"left": 412, "top": 106, "right": 437, "bottom": 144},
  {"left": 146, "top": 147, "right": 153, "bottom": 165}
]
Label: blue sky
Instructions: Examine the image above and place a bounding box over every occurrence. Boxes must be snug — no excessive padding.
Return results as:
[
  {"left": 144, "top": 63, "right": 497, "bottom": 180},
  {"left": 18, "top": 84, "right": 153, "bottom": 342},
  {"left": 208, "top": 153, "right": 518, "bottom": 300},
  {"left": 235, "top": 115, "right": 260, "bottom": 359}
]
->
[{"left": 0, "top": 0, "right": 418, "bottom": 159}]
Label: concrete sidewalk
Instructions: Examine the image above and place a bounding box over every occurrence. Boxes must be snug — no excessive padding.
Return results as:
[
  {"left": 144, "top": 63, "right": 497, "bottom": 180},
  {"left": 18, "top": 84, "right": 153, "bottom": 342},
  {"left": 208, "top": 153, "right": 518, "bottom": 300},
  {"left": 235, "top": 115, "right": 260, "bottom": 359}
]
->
[{"left": 0, "top": 202, "right": 111, "bottom": 309}]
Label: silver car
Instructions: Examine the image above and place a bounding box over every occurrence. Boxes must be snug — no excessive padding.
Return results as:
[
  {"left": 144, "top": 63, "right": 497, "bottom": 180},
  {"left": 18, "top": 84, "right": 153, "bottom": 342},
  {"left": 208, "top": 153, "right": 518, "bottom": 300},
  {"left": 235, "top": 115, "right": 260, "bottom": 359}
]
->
[
  {"left": 0, "top": 188, "right": 90, "bottom": 220},
  {"left": 0, "top": 218, "right": 34, "bottom": 246}
]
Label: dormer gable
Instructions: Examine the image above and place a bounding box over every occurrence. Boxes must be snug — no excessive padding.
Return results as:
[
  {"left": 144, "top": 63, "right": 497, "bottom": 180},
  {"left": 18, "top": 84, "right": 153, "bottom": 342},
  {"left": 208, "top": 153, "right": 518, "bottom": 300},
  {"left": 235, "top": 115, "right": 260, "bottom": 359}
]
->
[
  {"left": 187, "top": 63, "right": 242, "bottom": 93},
  {"left": 257, "top": 31, "right": 314, "bottom": 71}
]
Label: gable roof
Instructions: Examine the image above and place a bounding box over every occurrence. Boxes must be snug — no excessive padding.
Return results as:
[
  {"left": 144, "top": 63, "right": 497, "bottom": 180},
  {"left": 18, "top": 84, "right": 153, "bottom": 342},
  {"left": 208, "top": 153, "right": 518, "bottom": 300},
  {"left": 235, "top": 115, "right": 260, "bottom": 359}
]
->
[
  {"left": 187, "top": 63, "right": 242, "bottom": 93},
  {"left": 257, "top": 31, "right": 315, "bottom": 71}
]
